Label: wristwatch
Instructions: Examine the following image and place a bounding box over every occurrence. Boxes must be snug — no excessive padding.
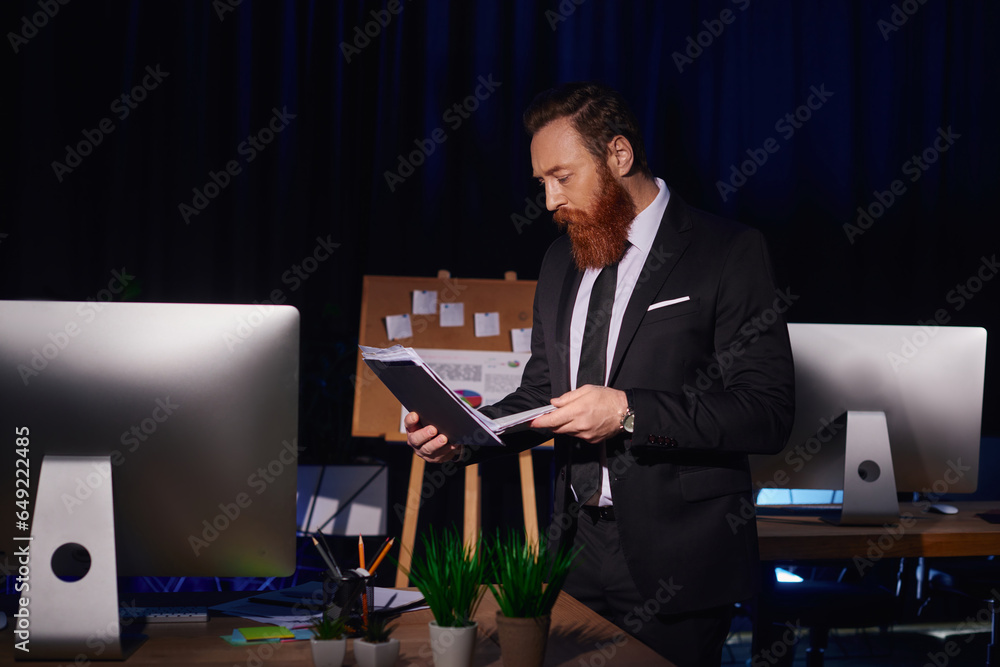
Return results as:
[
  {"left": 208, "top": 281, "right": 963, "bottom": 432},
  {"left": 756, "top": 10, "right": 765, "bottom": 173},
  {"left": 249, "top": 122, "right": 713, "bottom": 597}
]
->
[{"left": 620, "top": 390, "right": 635, "bottom": 434}]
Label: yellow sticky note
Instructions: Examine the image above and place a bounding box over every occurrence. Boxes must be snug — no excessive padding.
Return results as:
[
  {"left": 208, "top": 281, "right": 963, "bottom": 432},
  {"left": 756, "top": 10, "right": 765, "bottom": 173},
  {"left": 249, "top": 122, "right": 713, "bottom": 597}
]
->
[{"left": 238, "top": 626, "right": 294, "bottom": 641}]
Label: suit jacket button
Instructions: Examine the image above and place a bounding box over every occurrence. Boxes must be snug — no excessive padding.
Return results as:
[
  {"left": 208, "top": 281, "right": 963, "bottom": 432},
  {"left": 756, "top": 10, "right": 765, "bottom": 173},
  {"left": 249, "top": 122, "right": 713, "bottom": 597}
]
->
[
  {"left": 560, "top": 469, "right": 566, "bottom": 480},
  {"left": 668, "top": 438, "right": 678, "bottom": 447},
  {"left": 648, "top": 435, "right": 656, "bottom": 444}
]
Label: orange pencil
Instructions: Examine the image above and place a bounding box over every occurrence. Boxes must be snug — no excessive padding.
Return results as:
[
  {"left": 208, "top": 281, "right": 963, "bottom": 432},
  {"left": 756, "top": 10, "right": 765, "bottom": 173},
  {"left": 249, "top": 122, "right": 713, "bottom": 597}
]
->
[
  {"left": 366, "top": 536, "right": 391, "bottom": 570},
  {"left": 359, "top": 535, "right": 369, "bottom": 629},
  {"left": 368, "top": 537, "right": 395, "bottom": 576}
]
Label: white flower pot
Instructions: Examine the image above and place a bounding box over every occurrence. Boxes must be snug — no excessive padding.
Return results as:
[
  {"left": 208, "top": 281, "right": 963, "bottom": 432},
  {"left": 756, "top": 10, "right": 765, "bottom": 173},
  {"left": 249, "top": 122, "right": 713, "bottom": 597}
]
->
[
  {"left": 354, "top": 637, "right": 400, "bottom": 667},
  {"left": 428, "top": 621, "right": 478, "bottom": 667},
  {"left": 309, "top": 637, "right": 347, "bottom": 667}
]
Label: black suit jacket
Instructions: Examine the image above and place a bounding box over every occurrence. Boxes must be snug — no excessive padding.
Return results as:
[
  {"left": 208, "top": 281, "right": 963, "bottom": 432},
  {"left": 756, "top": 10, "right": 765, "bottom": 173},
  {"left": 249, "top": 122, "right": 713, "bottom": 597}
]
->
[{"left": 475, "top": 193, "right": 795, "bottom": 614}]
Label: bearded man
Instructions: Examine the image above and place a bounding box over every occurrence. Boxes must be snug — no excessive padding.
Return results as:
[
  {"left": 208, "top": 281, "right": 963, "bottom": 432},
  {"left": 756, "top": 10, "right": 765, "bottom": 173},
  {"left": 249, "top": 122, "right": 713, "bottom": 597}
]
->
[{"left": 405, "top": 82, "right": 795, "bottom": 667}]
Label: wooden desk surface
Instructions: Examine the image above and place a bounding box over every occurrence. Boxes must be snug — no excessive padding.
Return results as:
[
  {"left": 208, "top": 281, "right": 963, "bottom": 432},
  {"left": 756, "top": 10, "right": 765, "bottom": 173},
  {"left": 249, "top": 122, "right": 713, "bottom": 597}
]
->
[
  {"left": 757, "top": 500, "right": 1000, "bottom": 561},
  {"left": 2, "top": 589, "right": 671, "bottom": 666}
]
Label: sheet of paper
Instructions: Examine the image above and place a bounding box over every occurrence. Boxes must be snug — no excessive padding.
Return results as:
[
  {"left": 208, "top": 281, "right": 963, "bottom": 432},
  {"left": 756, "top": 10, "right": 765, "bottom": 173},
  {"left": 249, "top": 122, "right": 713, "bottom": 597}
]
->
[
  {"left": 412, "top": 290, "right": 437, "bottom": 315},
  {"left": 417, "top": 348, "right": 531, "bottom": 406},
  {"left": 511, "top": 327, "right": 532, "bottom": 353},
  {"left": 474, "top": 312, "right": 500, "bottom": 337},
  {"left": 385, "top": 314, "right": 413, "bottom": 340},
  {"left": 439, "top": 302, "right": 464, "bottom": 327}
]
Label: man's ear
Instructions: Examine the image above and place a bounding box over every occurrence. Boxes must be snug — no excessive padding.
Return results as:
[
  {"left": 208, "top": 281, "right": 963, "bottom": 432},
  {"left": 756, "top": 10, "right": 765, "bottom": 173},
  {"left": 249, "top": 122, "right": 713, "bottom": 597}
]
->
[{"left": 607, "top": 135, "right": 635, "bottom": 177}]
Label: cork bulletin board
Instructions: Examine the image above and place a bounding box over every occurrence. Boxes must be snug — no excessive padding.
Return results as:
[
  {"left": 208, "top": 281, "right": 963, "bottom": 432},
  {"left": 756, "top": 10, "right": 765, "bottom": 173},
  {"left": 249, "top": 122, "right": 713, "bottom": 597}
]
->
[{"left": 351, "top": 271, "right": 537, "bottom": 441}]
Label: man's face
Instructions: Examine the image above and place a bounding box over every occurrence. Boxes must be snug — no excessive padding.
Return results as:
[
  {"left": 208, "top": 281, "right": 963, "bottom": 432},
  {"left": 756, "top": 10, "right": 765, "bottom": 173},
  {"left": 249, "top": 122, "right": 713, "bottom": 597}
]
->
[{"left": 530, "top": 117, "right": 636, "bottom": 271}]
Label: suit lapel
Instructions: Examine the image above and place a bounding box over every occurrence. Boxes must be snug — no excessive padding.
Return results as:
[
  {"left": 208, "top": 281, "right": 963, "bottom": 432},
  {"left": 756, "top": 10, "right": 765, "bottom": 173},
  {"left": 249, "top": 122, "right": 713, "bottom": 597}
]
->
[
  {"left": 608, "top": 194, "right": 692, "bottom": 384},
  {"left": 554, "top": 262, "right": 583, "bottom": 395}
]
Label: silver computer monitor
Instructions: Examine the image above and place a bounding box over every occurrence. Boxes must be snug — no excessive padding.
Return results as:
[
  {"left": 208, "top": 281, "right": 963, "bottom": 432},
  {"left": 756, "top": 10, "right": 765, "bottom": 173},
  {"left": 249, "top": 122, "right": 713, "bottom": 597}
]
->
[
  {"left": 749, "top": 323, "right": 987, "bottom": 524},
  {"left": 0, "top": 300, "right": 299, "bottom": 658}
]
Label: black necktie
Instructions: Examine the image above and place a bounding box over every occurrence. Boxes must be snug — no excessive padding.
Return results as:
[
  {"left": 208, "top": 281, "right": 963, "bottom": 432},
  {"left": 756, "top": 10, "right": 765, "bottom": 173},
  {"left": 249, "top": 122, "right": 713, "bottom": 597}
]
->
[{"left": 571, "top": 263, "right": 617, "bottom": 504}]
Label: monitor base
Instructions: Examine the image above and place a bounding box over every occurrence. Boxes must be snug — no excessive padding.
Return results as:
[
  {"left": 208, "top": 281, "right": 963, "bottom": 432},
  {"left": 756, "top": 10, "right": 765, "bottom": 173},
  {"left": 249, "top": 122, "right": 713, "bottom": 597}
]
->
[
  {"left": 827, "top": 411, "right": 900, "bottom": 526},
  {"left": 21, "top": 455, "right": 123, "bottom": 661}
]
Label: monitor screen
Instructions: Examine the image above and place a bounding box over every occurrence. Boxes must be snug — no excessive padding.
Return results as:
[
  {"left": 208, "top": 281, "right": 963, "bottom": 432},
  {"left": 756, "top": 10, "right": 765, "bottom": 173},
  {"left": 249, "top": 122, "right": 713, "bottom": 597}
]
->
[
  {"left": 0, "top": 300, "right": 300, "bottom": 577},
  {"left": 750, "top": 323, "right": 987, "bottom": 504}
]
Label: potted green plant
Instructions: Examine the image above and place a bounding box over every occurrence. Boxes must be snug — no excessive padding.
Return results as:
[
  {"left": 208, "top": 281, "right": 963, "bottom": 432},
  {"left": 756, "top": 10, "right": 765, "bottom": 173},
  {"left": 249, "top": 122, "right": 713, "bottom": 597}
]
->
[
  {"left": 353, "top": 614, "right": 399, "bottom": 667},
  {"left": 309, "top": 610, "right": 348, "bottom": 667},
  {"left": 396, "top": 526, "right": 486, "bottom": 667},
  {"left": 487, "top": 531, "right": 579, "bottom": 667}
]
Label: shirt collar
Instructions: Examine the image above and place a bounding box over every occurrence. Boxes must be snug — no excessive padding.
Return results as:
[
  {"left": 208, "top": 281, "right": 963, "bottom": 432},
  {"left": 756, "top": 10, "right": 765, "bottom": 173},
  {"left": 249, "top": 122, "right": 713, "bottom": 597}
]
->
[{"left": 628, "top": 177, "right": 669, "bottom": 255}]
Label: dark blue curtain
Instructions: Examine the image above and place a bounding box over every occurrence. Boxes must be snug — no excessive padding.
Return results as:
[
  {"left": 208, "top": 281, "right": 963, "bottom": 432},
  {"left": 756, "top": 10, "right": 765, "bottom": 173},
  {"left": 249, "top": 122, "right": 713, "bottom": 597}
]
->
[{"left": 7, "top": 0, "right": 999, "bottom": 447}]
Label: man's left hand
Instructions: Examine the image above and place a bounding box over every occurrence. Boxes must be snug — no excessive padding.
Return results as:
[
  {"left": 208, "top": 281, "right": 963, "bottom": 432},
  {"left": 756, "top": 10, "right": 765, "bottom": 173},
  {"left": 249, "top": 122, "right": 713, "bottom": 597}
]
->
[{"left": 529, "top": 385, "right": 628, "bottom": 443}]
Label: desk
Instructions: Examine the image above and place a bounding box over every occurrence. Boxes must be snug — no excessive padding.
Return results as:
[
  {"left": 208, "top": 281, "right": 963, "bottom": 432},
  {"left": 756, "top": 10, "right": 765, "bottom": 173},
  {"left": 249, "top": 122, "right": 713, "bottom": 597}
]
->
[
  {"left": 757, "top": 501, "right": 1000, "bottom": 561},
  {"left": 2, "top": 590, "right": 671, "bottom": 666},
  {"left": 752, "top": 501, "right": 1000, "bottom": 657}
]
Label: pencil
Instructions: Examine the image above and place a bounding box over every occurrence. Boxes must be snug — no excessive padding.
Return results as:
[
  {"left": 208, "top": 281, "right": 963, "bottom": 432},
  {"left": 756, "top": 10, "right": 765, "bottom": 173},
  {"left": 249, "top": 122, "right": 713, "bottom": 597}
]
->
[
  {"left": 359, "top": 535, "right": 369, "bottom": 629},
  {"left": 365, "top": 536, "right": 390, "bottom": 570},
  {"left": 368, "top": 537, "right": 395, "bottom": 576},
  {"left": 311, "top": 535, "right": 342, "bottom": 580}
]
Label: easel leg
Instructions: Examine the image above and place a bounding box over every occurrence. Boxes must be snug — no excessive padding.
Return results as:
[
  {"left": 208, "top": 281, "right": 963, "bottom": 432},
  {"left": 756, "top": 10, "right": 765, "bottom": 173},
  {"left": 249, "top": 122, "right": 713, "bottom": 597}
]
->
[
  {"left": 464, "top": 464, "right": 480, "bottom": 549},
  {"left": 518, "top": 450, "right": 539, "bottom": 550},
  {"left": 395, "top": 452, "right": 425, "bottom": 588}
]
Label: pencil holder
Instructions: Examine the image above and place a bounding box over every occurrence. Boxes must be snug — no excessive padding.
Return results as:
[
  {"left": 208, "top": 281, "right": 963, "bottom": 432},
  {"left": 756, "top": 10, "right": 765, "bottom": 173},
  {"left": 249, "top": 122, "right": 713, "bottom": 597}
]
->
[{"left": 331, "top": 568, "right": 372, "bottom": 623}]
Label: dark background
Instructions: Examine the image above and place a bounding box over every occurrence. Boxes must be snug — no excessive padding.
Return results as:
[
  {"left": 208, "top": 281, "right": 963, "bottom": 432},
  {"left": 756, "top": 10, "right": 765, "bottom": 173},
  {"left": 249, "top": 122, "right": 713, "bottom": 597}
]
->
[{"left": 5, "top": 0, "right": 998, "bottom": 547}]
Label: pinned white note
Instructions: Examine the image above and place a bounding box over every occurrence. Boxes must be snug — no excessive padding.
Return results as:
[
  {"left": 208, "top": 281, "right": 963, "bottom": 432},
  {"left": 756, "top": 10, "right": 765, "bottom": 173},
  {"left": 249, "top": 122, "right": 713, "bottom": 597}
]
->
[
  {"left": 474, "top": 312, "right": 500, "bottom": 338},
  {"left": 412, "top": 290, "right": 438, "bottom": 315},
  {"left": 385, "top": 314, "right": 413, "bottom": 340},
  {"left": 440, "top": 303, "right": 465, "bottom": 327},
  {"left": 511, "top": 328, "right": 532, "bottom": 353}
]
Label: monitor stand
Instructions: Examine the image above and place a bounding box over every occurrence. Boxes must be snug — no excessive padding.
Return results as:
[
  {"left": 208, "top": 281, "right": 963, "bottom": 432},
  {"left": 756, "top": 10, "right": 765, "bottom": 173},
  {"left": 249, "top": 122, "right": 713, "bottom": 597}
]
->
[
  {"left": 824, "top": 411, "right": 901, "bottom": 526},
  {"left": 23, "top": 455, "right": 126, "bottom": 661}
]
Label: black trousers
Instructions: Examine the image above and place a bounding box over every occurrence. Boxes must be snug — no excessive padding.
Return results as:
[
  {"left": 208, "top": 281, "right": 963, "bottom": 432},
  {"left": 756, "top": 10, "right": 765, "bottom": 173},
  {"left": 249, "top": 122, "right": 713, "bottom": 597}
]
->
[{"left": 562, "top": 510, "right": 733, "bottom": 667}]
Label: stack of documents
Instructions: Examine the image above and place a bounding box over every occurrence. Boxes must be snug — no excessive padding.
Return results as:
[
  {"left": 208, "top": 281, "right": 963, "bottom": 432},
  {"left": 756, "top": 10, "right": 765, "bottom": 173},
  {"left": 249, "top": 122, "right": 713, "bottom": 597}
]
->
[{"left": 360, "top": 345, "right": 554, "bottom": 446}]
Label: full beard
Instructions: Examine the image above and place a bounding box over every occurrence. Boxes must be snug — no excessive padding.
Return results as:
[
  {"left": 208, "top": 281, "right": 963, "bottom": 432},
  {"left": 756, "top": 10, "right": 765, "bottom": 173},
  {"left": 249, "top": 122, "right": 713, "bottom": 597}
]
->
[{"left": 553, "top": 165, "right": 637, "bottom": 271}]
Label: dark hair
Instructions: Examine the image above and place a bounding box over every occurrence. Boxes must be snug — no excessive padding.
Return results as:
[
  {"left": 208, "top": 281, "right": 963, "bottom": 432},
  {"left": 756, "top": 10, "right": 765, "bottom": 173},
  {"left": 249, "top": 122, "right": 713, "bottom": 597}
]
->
[{"left": 523, "top": 82, "right": 651, "bottom": 178}]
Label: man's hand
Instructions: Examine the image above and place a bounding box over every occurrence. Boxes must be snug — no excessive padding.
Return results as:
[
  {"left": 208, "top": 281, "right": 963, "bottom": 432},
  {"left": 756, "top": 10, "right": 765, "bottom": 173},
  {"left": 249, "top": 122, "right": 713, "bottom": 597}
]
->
[
  {"left": 404, "top": 412, "right": 463, "bottom": 463},
  {"left": 529, "top": 385, "right": 628, "bottom": 443}
]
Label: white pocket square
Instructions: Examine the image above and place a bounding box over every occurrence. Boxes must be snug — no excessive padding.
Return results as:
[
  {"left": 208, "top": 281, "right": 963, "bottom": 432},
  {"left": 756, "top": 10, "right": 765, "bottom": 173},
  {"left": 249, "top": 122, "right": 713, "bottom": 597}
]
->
[{"left": 647, "top": 296, "right": 691, "bottom": 312}]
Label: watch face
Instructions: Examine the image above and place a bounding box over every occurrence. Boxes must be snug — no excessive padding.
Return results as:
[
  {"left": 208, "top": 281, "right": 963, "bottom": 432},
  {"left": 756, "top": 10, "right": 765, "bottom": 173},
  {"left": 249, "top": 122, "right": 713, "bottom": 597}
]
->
[{"left": 623, "top": 412, "right": 635, "bottom": 433}]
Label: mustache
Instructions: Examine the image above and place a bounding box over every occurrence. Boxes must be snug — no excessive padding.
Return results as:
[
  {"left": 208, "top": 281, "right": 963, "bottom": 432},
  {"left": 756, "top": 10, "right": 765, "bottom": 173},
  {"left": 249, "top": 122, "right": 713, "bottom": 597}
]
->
[
  {"left": 553, "top": 208, "right": 585, "bottom": 228},
  {"left": 553, "top": 207, "right": 608, "bottom": 229}
]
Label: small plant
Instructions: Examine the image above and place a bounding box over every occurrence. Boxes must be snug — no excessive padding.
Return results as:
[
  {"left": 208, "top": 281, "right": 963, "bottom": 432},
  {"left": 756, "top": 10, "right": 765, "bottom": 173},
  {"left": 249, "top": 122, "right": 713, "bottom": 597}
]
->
[
  {"left": 310, "top": 609, "right": 348, "bottom": 640},
  {"left": 488, "top": 531, "right": 579, "bottom": 618},
  {"left": 362, "top": 614, "right": 395, "bottom": 643},
  {"left": 396, "top": 526, "right": 486, "bottom": 627}
]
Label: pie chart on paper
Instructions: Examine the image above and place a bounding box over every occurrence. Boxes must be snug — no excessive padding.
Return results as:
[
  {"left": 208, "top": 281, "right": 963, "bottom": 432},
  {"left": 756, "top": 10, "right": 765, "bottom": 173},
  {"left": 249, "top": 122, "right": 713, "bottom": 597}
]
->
[{"left": 454, "top": 390, "right": 483, "bottom": 408}]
